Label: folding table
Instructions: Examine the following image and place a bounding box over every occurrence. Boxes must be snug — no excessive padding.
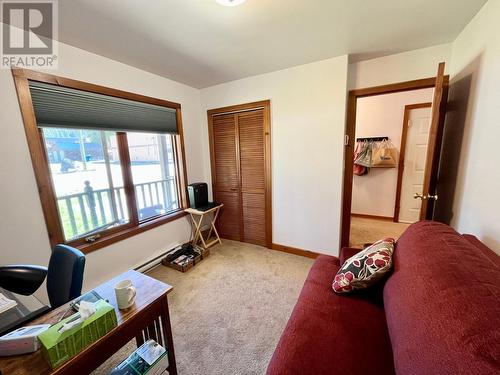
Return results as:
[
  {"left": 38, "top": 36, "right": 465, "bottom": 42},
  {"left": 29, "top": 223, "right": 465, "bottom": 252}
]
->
[{"left": 185, "top": 204, "right": 223, "bottom": 249}]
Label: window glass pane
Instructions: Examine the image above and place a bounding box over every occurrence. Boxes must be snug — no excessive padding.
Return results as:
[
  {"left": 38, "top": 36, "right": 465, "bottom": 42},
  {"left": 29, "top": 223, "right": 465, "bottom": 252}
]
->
[
  {"left": 127, "top": 132, "right": 179, "bottom": 221},
  {"left": 42, "top": 128, "right": 129, "bottom": 241}
]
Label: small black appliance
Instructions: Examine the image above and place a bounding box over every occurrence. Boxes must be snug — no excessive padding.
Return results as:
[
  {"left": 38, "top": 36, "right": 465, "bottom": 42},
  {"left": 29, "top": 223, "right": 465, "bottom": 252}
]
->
[{"left": 188, "top": 182, "right": 209, "bottom": 208}]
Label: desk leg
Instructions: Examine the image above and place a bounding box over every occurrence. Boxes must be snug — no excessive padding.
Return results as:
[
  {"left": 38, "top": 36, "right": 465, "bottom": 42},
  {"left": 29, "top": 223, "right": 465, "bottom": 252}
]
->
[
  {"left": 160, "top": 296, "right": 178, "bottom": 375},
  {"left": 136, "top": 333, "right": 145, "bottom": 347},
  {"left": 134, "top": 300, "right": 176, "bottom": 373}
]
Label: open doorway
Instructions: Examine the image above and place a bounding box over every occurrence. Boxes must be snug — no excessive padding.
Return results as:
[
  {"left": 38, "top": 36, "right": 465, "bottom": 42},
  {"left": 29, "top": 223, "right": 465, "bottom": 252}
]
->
[
  {"left": 342, "top": 63, "right": 449, "bottom": 248},
  {"left": 350, "top": 91, "right": 433, "bottom": 247}
]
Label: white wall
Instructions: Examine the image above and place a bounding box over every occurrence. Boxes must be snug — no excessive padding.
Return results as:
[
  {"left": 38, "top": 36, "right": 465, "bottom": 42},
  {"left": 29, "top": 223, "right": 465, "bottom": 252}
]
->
[
  {"left": 447, "top": 0, "right": 500, "bottom": 253},
  {"left": 352, "top": 88, "right": 434, "bottom": 217},
  {"left": 200, "top": 56, "right": 348, "bottom": 255},
  {"left": 0, "top": 41, "right": 208, "bottom": 301},
  {"left": 348, "top": 43, "right": 452, "bottom": 89}
]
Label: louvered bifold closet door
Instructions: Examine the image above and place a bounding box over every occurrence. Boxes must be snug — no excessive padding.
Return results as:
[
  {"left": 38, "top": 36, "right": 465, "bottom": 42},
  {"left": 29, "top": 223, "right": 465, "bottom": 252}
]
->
[
  {"left": 238, "top": 110, "right": 266, "bottom": 246},
  {"left": 212, "top": 114, "right": 241, "bottom": 241}
]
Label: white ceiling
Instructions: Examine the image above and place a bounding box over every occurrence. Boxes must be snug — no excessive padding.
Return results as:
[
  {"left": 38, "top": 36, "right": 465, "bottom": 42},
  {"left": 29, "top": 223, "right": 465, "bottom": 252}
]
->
[{"left": 56, "top": 0, "right": 487, "bottom": 88}]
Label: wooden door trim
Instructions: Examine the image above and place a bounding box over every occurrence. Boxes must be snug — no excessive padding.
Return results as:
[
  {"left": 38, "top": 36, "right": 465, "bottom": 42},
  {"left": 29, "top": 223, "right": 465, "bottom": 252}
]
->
[
  {"left": 350, "top": 77, "right": 438, "bottom": 98},
  {"left": 341, "top": 74, "right": 449, "bottom": 247},
  {"left": 420, "top": 63, "right": 449, "bottom": 219},
  {"left": 207, "top": 100, "right": 272, "bottom": 248},
  {"left": 394, "top": 102, "right": 432, "bottom": 222},
  {"left": 263, "top": 106, "right": 272, "bottom": 247}
]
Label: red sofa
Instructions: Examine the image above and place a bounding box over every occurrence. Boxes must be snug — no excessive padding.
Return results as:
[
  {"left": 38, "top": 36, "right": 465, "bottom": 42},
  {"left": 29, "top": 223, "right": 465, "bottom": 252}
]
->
[{"left": 267, "top": 221, "right": 500, "bottom": 375}]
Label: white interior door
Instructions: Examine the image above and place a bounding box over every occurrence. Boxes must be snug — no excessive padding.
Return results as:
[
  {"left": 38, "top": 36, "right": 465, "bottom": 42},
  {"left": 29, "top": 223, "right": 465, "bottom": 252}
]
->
[{"left": 399, "top": 106, "right": 432, "bottom": 223}]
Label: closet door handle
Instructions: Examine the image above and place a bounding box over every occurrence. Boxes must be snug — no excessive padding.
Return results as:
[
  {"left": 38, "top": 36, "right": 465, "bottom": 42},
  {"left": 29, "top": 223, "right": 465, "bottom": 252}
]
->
[{"left": 414, "top": 193, "right": 427, "bottom": 200}]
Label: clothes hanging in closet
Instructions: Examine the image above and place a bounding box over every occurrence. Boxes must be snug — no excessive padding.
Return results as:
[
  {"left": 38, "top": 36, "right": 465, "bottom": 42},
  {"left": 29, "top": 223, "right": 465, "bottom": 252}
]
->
[
  {"left": 353, "top": 140, "right": 371, "bottom": 175},
  {"left": 353, "top": 139, "right": 398, "bottom": 175}
]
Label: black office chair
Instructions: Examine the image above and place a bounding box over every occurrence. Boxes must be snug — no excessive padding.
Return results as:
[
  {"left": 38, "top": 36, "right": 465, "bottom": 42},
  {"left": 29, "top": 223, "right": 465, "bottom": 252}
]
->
[{"left": 0, "top": 244, "right": 86, "bottom": 308}]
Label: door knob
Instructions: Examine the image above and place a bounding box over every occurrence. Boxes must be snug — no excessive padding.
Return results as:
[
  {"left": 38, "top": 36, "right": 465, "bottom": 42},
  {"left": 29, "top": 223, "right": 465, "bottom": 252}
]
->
[
  {"left": 427, "top": 194, "right": 438, "bottom": 201},
  {"left": 414, "top": 193, "right": 427, "bottom": 200}
]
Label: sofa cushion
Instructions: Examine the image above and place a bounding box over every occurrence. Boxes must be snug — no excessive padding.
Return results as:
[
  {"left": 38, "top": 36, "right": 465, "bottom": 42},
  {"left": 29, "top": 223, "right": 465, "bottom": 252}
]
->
[
  {"left": 267, "top": 255, "right": 395, "bottom": 375},
  {"left": 383, "top": 221, "right": 500, "bottom": 375},
  {"left": 333, "top": 238, "right": 395, "bottom": 293}
]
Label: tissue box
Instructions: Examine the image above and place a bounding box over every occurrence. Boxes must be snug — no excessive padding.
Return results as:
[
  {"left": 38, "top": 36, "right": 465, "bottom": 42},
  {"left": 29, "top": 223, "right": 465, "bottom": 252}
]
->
[{"left": 38, "top": 299, "right": 117, "bottom": 369}]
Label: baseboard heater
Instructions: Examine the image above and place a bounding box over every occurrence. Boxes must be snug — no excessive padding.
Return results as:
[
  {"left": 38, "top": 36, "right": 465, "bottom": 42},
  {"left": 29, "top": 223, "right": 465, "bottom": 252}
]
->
[{"left": 134, "top": 244, "right": 182, "bottom": 274}]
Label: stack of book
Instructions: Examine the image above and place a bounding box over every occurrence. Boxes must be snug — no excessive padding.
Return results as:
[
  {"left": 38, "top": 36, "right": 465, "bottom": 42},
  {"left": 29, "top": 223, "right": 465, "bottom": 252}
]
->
[{"left": 110, "top": 340, "right": 168, "bottom": 375}]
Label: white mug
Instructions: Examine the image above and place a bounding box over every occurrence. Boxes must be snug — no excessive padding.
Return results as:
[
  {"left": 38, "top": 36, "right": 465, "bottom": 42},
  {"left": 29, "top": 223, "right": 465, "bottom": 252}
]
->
[{"left": 114, "top": 279, "right": 136, "bottom": 310}]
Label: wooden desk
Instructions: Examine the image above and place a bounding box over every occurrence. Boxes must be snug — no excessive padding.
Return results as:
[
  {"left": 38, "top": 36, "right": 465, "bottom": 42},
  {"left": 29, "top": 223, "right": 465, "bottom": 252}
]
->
[{"left": 0, "top": 270, "right": 177, "bottom": 375}]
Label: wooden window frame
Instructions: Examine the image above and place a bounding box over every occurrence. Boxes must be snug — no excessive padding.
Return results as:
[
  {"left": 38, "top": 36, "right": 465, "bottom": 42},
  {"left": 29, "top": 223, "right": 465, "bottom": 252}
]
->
[{"left": 11, "top": 68, "right": 189, "bottom": 254}]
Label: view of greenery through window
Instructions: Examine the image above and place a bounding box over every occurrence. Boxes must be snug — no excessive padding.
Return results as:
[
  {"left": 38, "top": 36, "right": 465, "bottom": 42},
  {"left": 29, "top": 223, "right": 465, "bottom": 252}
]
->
[{"left": 42, "top": 128, "right": 178, "bottom": 241}]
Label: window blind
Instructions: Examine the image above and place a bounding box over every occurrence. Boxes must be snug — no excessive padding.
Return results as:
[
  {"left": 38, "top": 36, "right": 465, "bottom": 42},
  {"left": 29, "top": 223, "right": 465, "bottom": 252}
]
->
[{"left": 28, "top": 80, "right": 178, "bottom": 134}]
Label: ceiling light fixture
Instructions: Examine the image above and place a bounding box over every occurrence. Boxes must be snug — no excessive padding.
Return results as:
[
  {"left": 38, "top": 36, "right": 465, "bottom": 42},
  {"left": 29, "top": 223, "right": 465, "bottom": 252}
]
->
[{"left": 216, "top": 0, "right": 246, "bottom": 6}]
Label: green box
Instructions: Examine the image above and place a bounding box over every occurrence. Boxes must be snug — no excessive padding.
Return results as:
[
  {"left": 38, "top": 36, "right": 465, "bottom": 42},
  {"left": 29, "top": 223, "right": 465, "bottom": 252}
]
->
[{"left": 38, "top": 299, "right": 118, "bottom": 369}]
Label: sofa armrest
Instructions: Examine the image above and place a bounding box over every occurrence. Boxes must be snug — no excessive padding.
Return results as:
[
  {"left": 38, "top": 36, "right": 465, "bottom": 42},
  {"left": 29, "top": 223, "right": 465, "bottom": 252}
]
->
[
  {"left": 339, "top": 247, "right": 363, "bottom": 266},
  {"left": 462, "top": 234, "right": 500, "bottom": 266}
]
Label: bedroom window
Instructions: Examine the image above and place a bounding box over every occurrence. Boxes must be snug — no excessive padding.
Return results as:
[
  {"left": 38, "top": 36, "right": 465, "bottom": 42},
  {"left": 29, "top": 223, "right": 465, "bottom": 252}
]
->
[
  {"left": 41, "top": 128, "right": 130, "bottom": 241},
  {"left": 12, "top": 69, "right": 188, "bottom": 253}
]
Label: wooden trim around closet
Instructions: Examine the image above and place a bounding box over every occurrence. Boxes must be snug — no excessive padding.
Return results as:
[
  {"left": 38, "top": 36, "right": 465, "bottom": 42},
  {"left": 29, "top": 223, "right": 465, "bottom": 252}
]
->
[
  {"left": 393, "top": 102, "right": 432, "bottom": 222},
  {"left": 207, "top": 100, "right": 272, "bottom": 248},
  {"left": 207, "top": 100, "right": 271, "bottom": 117}
]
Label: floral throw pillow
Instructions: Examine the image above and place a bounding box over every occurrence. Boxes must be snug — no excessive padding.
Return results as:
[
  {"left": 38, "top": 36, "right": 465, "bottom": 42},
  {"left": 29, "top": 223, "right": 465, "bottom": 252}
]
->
[{"left": 332, "top": 238, "right": 395, "bottom": 294}]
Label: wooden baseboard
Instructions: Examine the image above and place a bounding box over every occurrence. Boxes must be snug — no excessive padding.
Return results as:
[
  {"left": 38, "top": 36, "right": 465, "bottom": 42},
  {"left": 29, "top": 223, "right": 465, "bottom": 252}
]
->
[
  {"left": 351, "top": 213, "right": 394, "bottom": 221},
  {"left": 271, "top": 243, "right": 319, "bottom": 259}
]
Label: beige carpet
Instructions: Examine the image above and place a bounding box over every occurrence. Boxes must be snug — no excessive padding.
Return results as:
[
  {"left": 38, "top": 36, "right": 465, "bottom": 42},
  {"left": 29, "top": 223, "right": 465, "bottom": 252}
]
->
[
  {"left": 350, "top": 216, "right": 410, "bottom": 248},
  {"left": 93, "top": 240, "right": 314, "bottom": 375}
]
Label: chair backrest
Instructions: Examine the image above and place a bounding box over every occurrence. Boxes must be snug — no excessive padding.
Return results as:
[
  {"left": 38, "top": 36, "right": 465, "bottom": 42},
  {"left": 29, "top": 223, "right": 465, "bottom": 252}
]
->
[{"left": 47, "top": 244, "right": 86, "bottom": 308}]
